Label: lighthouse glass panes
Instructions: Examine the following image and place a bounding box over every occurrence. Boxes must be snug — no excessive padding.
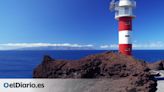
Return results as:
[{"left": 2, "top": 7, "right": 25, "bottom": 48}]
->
[
  {"left": 125, "top": 7, "right": 132, "bottom": 15},
  {"left": 116, "top": 7, "right": 133, "bottom": 17}
]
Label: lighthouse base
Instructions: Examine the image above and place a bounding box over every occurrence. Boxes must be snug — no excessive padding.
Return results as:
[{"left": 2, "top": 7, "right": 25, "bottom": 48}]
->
[{"left": 119, "top": 44, "right": 132, "bottom": 55}]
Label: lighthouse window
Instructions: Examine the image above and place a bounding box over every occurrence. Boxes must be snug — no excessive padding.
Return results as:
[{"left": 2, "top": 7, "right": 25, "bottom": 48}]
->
[
  {"left": 125, "top": 35, "right": 130, "bottom": 37},
  {"left": 125, "top": 48, "right": 131, "bottom": 51},
  {"left": 118, "top": 7, "right": 132, "bottom": 16},
  {"left": 118, "top": 7, "right": 124, "bottom": 15},
  {"left": 125, "top": 7, "right": 130, "bottom": 14},
  {"left": 125, "top": 21, "right": 131, "bottom": 25}
]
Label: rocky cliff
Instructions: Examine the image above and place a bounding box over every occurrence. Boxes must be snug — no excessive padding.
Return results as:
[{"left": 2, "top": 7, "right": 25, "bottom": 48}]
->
[
  {"left": 33, "top": 52, "right": 157, "bottom": 92},
  {"left": 148, "top": 60, "right": 164, "bottom": 70}
]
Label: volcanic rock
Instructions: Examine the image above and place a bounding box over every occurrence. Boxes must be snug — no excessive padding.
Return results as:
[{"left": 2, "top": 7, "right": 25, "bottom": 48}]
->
[
  {"left": 33, "top": 52, "right": 157, "bottom": 92},
  {"left": 148, "top": 60, "right": 164, "bottom": 70}
]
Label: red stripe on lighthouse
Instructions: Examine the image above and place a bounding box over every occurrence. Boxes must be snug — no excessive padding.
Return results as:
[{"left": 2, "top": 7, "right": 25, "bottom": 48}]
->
[
  {"left": 119, "top": 17, "right": 132, "bottom": 31},
  {"left": 119, "top": 44, "right": 132, "bottom": 55}
]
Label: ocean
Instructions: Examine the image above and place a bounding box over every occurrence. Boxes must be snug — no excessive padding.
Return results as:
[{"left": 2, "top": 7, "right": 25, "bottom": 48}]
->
[{"left": 0, "top": 50, "right": 164, "bottom": 78}]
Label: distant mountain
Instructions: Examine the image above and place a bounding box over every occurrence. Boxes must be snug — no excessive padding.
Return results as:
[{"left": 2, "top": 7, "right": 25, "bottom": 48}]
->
[{"left": 17, "top": 46, "right": 94, "bottom": 50}]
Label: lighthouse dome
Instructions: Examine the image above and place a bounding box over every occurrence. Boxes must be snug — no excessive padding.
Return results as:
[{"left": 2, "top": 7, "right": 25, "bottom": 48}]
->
[{"left": 119, "top": 0, "right": 136, "bottom": 7}]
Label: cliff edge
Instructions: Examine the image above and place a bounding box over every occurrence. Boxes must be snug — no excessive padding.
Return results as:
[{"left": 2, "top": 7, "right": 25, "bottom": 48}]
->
[{"left": 33, "top": 52, "right": 157, "bottom": 92}]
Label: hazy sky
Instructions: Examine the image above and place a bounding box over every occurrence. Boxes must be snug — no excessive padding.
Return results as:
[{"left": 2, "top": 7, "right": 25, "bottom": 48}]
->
[{"left": 0, "top": 0, "right": 164, "bottom": 50}]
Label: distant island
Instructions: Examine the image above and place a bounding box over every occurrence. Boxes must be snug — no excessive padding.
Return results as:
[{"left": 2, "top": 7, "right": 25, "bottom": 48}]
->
[{"left": 16, "top": 46, "right": 95, "bottom": 50}]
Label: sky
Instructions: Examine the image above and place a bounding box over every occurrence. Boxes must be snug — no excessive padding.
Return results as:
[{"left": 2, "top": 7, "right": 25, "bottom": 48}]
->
[{"left": 0, "top": 0, "right": 164, "bottom": 50}]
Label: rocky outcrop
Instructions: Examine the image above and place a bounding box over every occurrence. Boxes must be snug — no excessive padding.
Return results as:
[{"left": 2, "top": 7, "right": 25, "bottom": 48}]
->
[
  {"left": 148, "top": 61, "right": 164, "bottom": 70},
  {"left": 33, "top": 52, "right": 157, "bottom": 92}
]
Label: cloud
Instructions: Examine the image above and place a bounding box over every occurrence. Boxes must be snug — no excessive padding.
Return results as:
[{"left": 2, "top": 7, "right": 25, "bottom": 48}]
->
[
  {"left": 100, "top": 41, "right": 164, "bottom": 50},
  {"left": 0, "top": 43, "right": 94, "bottom": 50},
  {"left": 133, "top": 41, "right": 164, "bottom": 49},
  {"left": 1, "top": 41, "right": 164, "bottom": 50},
  {"left": 100, "top": 44, "right": 118, "bottom": 49}
]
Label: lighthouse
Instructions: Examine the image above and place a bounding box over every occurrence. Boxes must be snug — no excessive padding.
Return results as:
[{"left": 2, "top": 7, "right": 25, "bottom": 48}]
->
[{"left": 110, "top": 0, "right": 136, "bottom": 55}]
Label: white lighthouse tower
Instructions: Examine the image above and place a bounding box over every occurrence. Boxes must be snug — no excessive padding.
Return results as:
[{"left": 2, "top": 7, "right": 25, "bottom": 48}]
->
[{"left": 110, "top": 0, "right": 136, "bottom": 55}]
